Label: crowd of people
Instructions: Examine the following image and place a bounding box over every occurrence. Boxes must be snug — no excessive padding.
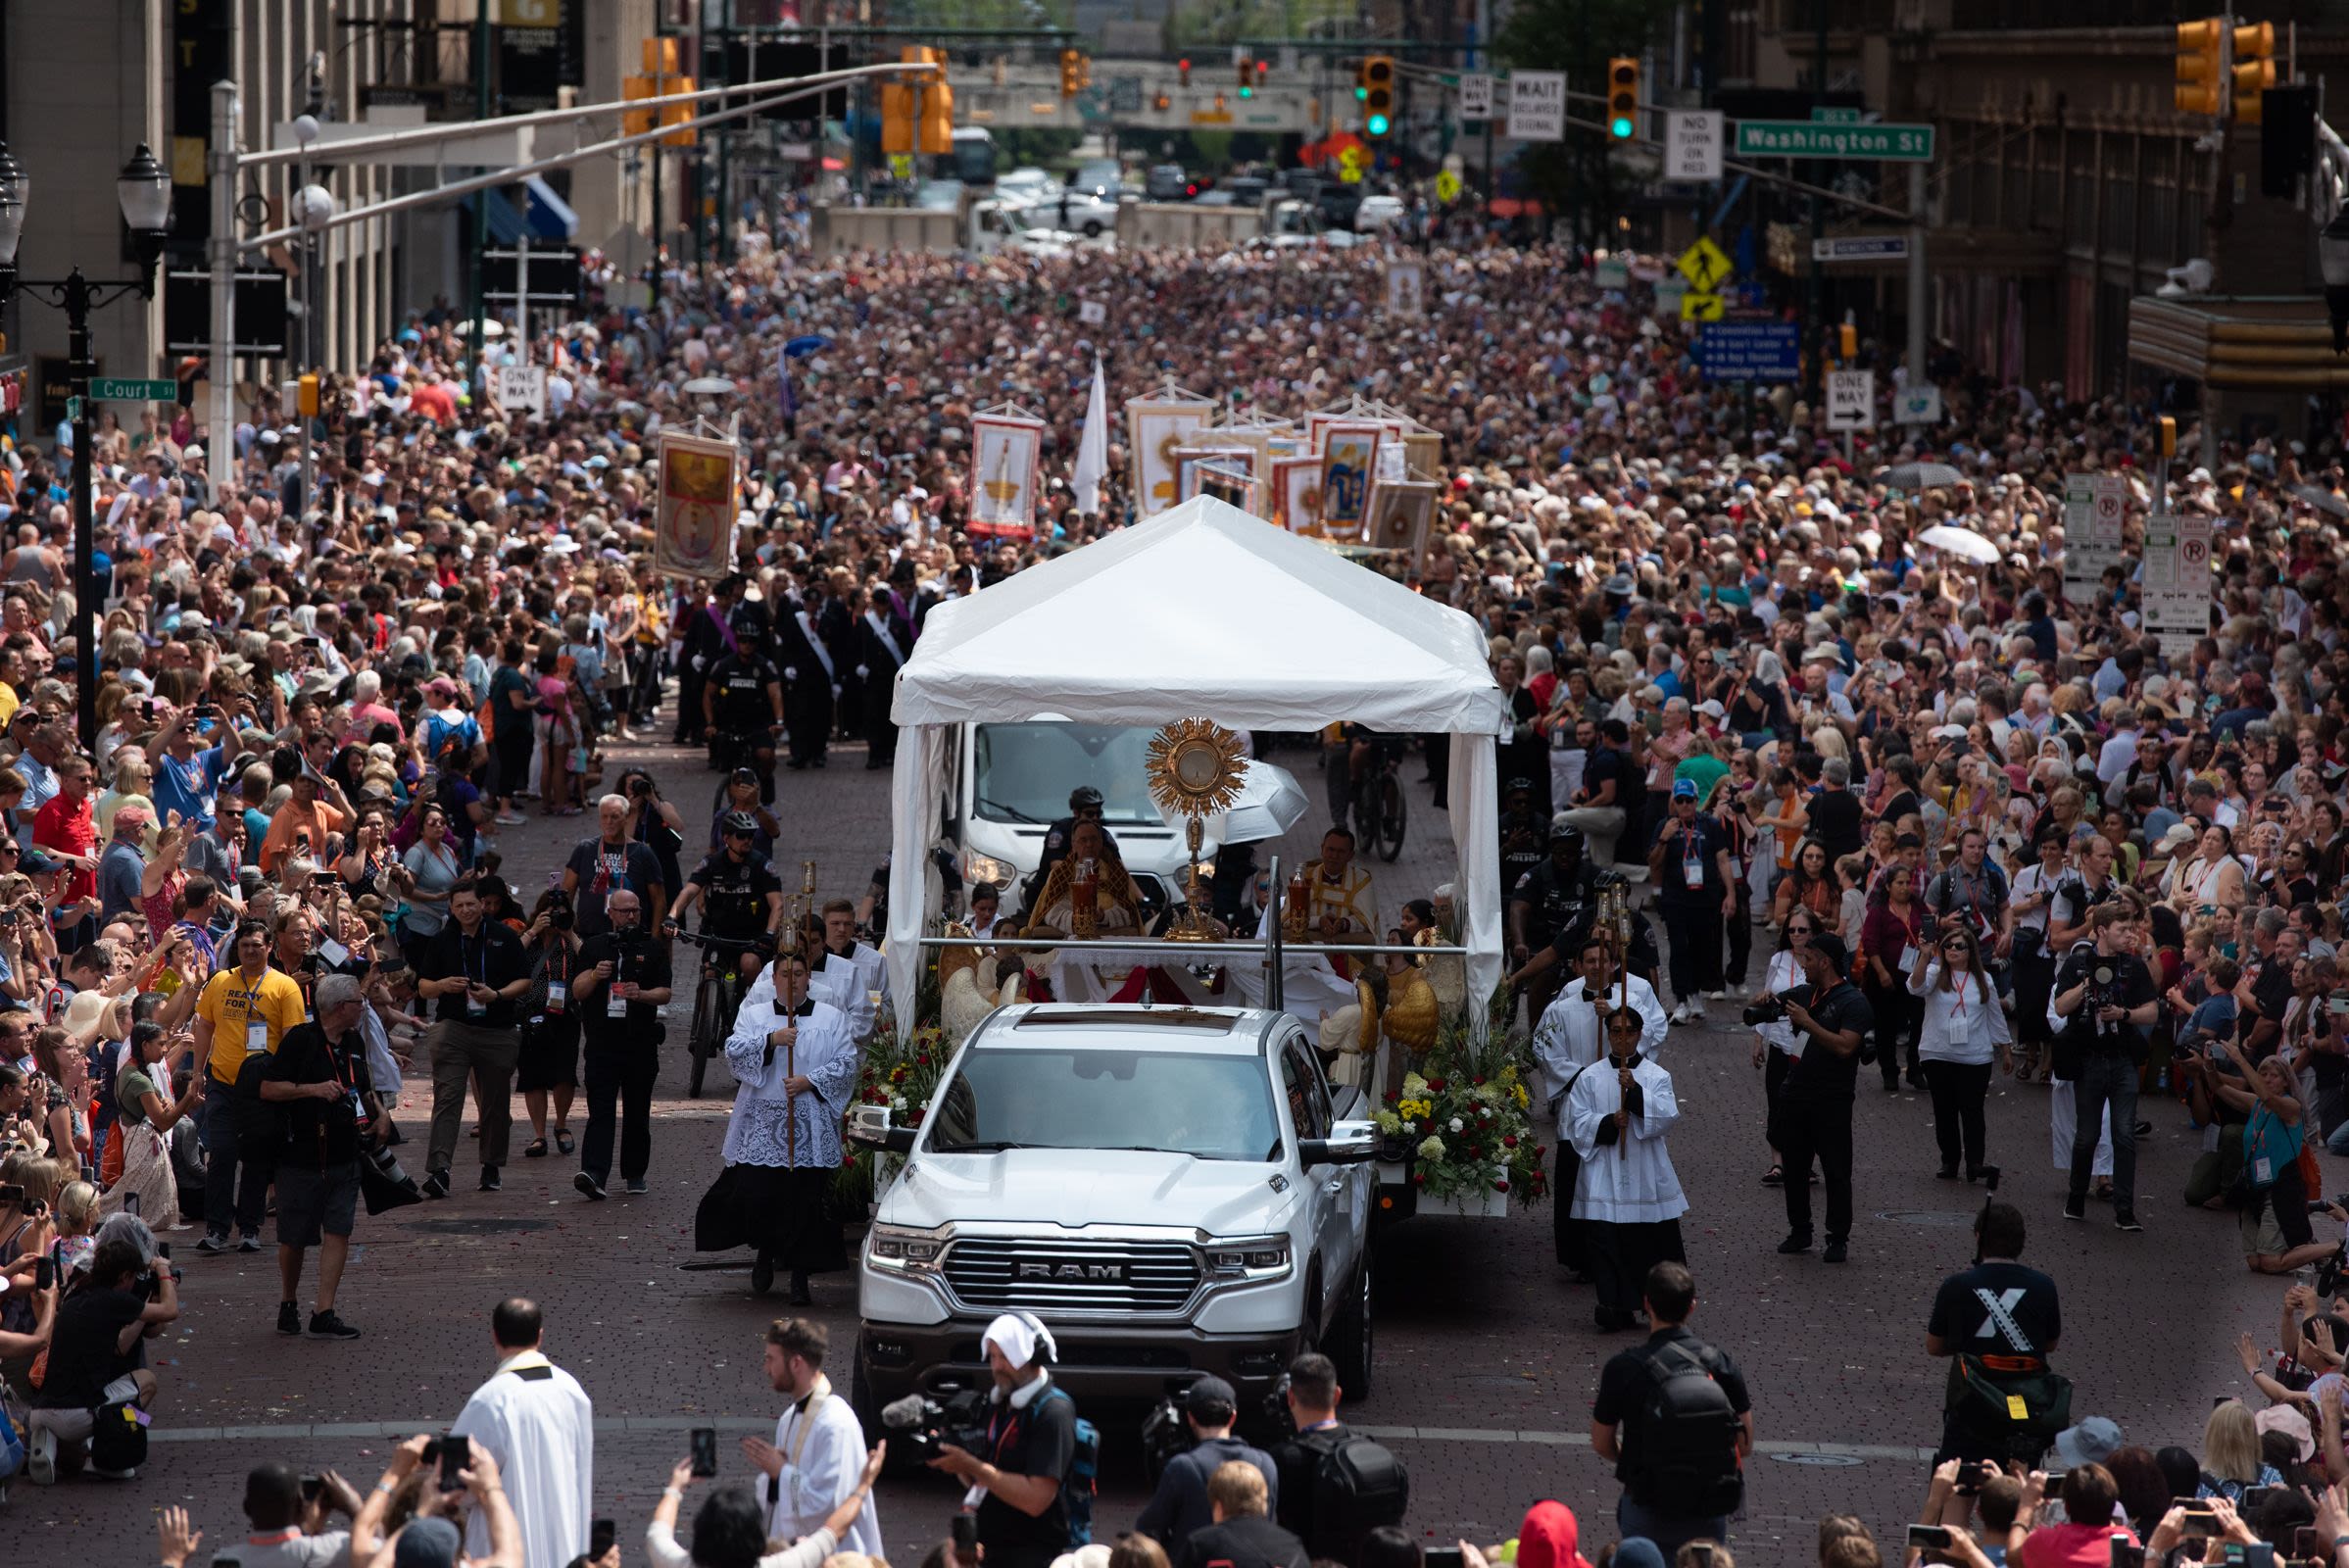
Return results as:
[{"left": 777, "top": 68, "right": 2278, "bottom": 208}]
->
[{"left": 0, "top": 185, "right": 2336, "bottom": 1568}]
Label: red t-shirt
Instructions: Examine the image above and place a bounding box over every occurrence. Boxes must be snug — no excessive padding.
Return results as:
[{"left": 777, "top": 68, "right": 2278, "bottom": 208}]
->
[
  {"left": 2021, "top": 1522, "right": 2136, "bottom": 1568},
  {"left": 32, "top": 793, "right": 96, "bottom": 906}
]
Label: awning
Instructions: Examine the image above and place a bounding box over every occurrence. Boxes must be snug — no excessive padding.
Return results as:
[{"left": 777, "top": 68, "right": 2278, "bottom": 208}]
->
[
  {"left": 460, "top": 177, "right": 577, "bottom": 245},
  {"left": 522, "top": 175, "right": 578, "bottom": 241}
]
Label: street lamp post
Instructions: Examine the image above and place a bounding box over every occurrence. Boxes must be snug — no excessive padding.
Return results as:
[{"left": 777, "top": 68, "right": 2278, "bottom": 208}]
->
[{"left": 0, "top": 141, "right": 172, "bottom": 755}]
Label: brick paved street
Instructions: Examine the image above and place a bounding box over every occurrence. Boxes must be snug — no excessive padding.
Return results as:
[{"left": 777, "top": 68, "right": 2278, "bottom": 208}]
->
[{"left": 8, "top": 726, "right": 2296, "bottom": 1565}]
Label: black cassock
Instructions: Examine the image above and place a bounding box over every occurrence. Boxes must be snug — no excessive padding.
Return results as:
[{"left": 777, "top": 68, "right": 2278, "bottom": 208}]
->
[
  {"left": 774, "top": 605, "right": 838, "bottom": 767},
  {"left": 852, "top": 610, "right": 911, "bottom": 768}
]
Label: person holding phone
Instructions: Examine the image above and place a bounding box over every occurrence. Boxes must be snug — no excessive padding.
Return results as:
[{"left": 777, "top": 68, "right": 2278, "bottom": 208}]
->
[
  {"left": 448, "top": 1297, "right": 594, "bottom": 1568},
  {"left": 220, "top": 1460, "right": 367, "bottom": 1568},
  {"left": 348, "top": 1434, "right": 523, "bottom": 1568},
  {"left": 645, "top": 1440, "right": 886, "bottom": 1568}
]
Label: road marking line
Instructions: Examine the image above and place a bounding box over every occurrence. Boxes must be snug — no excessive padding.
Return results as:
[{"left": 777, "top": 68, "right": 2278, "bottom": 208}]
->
[{"left": 152, "top": 1418, "right": 1927, "bottom": 1462}]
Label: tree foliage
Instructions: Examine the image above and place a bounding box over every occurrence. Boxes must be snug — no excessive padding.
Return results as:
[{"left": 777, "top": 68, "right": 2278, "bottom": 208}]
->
[{"left": 1494, "top": 0, "right": 1674, "bottom": 238}]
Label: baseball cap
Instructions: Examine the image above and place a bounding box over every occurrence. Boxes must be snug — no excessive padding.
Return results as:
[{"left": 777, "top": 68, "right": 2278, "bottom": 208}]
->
[
  {"left": 2051, "top": 1416, "right": 2124, "bottom": 1469},
  {"left": 18, "top": 849, "right": 62, "bottom": 875},
  {"left": 392, "top": 1516, "right": 464, "bottom": 1568},
  {"left": 1805, "top": 931, "right": 1849, "bottom": 973},
  {"left": 1183, "top": 1374, "right": 1239, "bottom": 1422},
  {"left": 1671, "top": 777, "right": 1698, "bottom": 800}
]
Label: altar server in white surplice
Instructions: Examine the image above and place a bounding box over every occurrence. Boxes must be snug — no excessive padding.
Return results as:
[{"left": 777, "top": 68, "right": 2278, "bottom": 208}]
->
[{"left": 1565, "top": 1004, "right": 1690, "bottom": 1333}]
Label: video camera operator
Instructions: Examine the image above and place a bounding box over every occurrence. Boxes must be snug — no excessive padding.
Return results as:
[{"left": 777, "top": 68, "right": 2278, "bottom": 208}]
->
[
  {"left": 1136, "top": 1375, "right": 1279, "bottom": 1549},
  {"left": 1926, "top": 1199, "right": 2065, "bottom": 1475},
  {"left": 925, "top": 1310, "right": 1087, "bottom": 1568},
  {"left": 2050, "top": 902, "right": 2158, "bottom": 1232},
  {"left": 25, "top": 1231, "right": 180, "bottom": 1482}
]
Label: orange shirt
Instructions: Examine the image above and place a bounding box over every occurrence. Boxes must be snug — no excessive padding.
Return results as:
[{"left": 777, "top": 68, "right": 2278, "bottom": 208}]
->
[{"left": 258, "top": 796, "right": 354, "bottom": 874}]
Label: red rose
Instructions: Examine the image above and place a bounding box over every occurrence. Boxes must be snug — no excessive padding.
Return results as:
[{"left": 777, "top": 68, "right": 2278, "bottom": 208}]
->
[
  {"left": 1411, "top": 1171, "right": 1427, "bottom": 1187},
  {"left": 1386, "top": 1090, "right": 1401, "bottom": 1103},
  {"left": 1493, "top": 1180, "right": 1510, "bottom": 1194},
  {"left": 1472, "top": 1076, "right": 1486, "bottom": 1086},
  {"left": 1502, "top": 1135, "right": 1518, "bottom": 1148},
  {"left": 905, "top": 1109, "right": 924, "bottom": 1125},
  {"left": 916, "top": 1054, "right": 932, "bottom": 1065},
  {"left": 1466, "top": 1145, "right": 1482, "bottom": 1159},
  {"left": 1430, "top": 1078, "right": 1447, "bottom": 1092}
]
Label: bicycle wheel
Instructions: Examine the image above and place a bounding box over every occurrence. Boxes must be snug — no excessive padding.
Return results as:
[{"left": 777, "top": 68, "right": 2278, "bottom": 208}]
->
[
  {"left": 687, "top": 971, "right": 719, "bottom": 1100},
  {"left": 1376, "top": 772, "right": 1407, "bottom": 862}
]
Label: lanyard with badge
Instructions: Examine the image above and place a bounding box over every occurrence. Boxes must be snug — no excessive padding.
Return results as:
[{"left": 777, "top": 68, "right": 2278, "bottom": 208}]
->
[
  {"left": 237, "top": 979, "right": 271, "bottom": 1058},
  {"left": 465, "top": 931, "right": 489, "bottom": 1017},
  {"left": 608, "top": 943, "right": 631, "bottom": 1018},
  {"left": 533, "top": 944, "right": 571, "bottom": 1025},
  {"left": 1680, "top": 824, "right": 1706, "bottom": 891}
]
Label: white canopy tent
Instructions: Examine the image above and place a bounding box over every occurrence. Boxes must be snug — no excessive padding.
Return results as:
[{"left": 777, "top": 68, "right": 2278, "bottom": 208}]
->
[{"left": 884, "top": 495, "right": 1508, "bottom": 1026}]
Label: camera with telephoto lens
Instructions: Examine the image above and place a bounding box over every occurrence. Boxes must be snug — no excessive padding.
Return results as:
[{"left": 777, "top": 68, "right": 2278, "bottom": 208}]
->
[
  {"left": 877, "top": 1388, "right": 988, "bottom": 1461},
  {"left": 1141, "top": 1395, "right": 1196, "bottom": 1488},
  {"left": 1741, "top": 995, "right": 1787, "bottom": 1027}
]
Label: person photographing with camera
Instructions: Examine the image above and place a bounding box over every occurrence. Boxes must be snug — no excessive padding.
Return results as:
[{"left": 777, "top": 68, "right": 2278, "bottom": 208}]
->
[
  {"left": 1267, "top": 1351, "right": 1407, "bottom": 1564},
  {"left": 24, "top": 1232, "right": 180, "bottom": 1482},
  {"left": 1926, "top": 1200, "right": 2064, "bottom": 1475},
  {"left": 926, "top": 1310, "right": 1088, "bottom": 1568},
  {"left": 1137, "top": 1375, "right": 1279, "bottom": 1549},
  {"left": 2050, "top": 903, "right": 2158, "bottom": 1233},
  {"left": 1762, "top": 932, "right": 1875, "bottom": 1264}
]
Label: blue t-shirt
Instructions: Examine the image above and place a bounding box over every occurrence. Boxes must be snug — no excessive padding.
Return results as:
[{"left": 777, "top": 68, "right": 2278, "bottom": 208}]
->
[{"left": 152, "top": 745, "right": 229, "bottom": 830}]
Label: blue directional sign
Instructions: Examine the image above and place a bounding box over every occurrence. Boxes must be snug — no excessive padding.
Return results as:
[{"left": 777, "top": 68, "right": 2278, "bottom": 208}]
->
[{"left": 1696, "top": 319, "right": 1801, "bottom": 382}]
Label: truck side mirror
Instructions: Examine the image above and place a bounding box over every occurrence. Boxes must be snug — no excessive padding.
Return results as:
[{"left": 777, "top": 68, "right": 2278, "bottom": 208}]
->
[
  {"left": 1299, "top": 1120, "right": 1378, "bottom": 1167},
  {"left": 847, "top": 1103, "right": 918, "bottom": 1154}
]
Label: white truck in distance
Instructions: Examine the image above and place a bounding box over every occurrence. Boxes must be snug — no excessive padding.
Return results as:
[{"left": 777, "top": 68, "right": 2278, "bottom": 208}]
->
[{"left": 847, "top": 1004, "right": 1378, "bottom": 1429}]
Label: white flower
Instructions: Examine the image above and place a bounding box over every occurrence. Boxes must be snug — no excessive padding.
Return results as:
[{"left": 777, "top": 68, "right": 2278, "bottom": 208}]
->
[
  {"left": 1448, "top": 1116, "right": 1464, "bottom": 1133},
  {"left": 1401, "top": 1121, "right": 1417, "bottom": 1135},
  {"left": 1416, "top": 1136, "right": 1445, "bottom": 1160}
]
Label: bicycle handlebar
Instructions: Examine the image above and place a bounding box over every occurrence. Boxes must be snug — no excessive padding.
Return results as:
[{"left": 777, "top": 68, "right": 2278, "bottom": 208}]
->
[{"left": 667, "top": 927, "right": 778, "bottom": 952}]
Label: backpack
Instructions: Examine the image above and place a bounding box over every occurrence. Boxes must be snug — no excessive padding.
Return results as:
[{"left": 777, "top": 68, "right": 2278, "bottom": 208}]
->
[
  {"left": 1624, "top": 1340, "right": 1745, "bottom": 1517},
  {"left": 88, "top": 1394, "right": 149, "bottom": 1474},
  {"left": 1035, "top": 1386, "right": 1100, "bottom": 1548},
  {"left": 1296, "top": 1426, "right": 1411, "bottom": 1563}
]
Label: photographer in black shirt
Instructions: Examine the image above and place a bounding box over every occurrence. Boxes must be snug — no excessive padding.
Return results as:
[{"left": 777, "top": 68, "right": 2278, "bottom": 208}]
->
[
  {"left": 1136, "top": 1376, "right": 1278, "bottom": 1549},
  {"left": 26, "top": 1235, "right": 180, "bottom": 1482},
  {"left": 928, "top": 1311, "right": 1078, "bottom": 1568},
  {"left": 1767, "top": 932, "right": 1875, "bottom": 1264},
  {"left": 2051, "top": 903, "right": 2159, "bottom": 1233},
  {"left": 1927, "top": 1200, "right": 2064, "bottom": 1470}
]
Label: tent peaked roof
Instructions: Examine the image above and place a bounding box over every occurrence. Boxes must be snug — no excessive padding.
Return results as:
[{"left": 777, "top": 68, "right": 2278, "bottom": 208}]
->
[{"left": 891, "top": 496, "right": 1505, "bottom": 734}]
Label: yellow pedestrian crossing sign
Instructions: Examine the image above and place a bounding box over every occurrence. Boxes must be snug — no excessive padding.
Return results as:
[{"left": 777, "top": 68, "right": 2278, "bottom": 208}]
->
[
  {"left": 1337, "top": 145, "right": 1367, "bottom": 184},
  {"left": 1680, "top": 289, "right": 1726, "bottom": 322},
  {"left": 1434, "top": 169, "right": 1462, "bottom": 204},
  {"left": 1676, "top": 236, "right": 1733, "bottom": 295}
]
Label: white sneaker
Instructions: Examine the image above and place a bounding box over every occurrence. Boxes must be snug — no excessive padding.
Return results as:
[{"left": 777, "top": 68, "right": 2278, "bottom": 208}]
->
[
  {"left": 27, "top": 1425, "right": 57, "bottom": 1485},
  {"left": 1669, "top": 1003, "right": 1690, "bottom": 1025},
  {"left": 1705, "top": 990, "right": 1727, "bottom": 1001},
  {"left": 1688, "top": 997, "right": 1707, "bottom": 1019}
]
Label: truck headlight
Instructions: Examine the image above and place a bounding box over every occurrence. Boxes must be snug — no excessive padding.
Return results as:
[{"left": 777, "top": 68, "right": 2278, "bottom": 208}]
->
[
  {"left": 1203, "top": 1235, "right": 1292, "bottom": 1282},
  {"left": 867, "top": 1223, "right": 948, "bottom": 1273},
  {"left": 961, "top": 850, "right": 1015, "bottom": 887}
]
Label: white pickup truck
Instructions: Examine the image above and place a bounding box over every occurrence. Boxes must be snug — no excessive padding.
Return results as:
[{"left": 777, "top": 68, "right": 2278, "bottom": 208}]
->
[{"left": 847, "top": 1003, "right": 1378, "bottom": 1425}]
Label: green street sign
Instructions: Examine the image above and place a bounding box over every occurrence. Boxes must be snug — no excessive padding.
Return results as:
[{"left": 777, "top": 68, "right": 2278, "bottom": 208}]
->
[
  {"left": 1735, "top": 120, "right": 1934, "bottom": 161},
  {"left": 89, "top": 377, "right": 179, "bottom": 402}
]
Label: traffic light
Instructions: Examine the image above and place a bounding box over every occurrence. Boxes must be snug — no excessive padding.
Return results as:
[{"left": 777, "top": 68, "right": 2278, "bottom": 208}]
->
[
  {"left": 1360, "top": 55, "right": 1395, "bottom": 137},
  {"left": 2233, "top": 21, "right": 2276, "bottom": 122},
  {"left": 2176, "top": 18, "right": 2225, "bottom": 117},
  {"left": 881, "top": 77, "right": 913, "bottom": 155},
  {"left": 1153, "top": 91, "right": 1171, "bottom": 112},
  {"left": 913, "top": 46, "right": 952, "bottom": 155},
  {"left": 1238, "top": 54, "right": 1253, "bottom": 98},
  {"left": 1836, "top": 322, "right": 1858, "bottom": 361},
  {"left": 1059, "top": 48, "right": 1082, "bottom": 98},
  {"left": 1606, "top": 57, "right": 1639, "bottom": 139},
  {"left": 2158, "top": 416, "right": 2178, "bottom": 460},
  {"left": 1178, "top": 57, "right": 1191, "bottom": 87}
]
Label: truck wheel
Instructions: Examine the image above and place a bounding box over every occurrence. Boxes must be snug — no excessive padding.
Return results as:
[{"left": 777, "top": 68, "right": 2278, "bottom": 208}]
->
[
  {"left": 1325, "top": 1249, "right": 1374, "bottom": 1400},
  {"left": 851, "top": 1340, "right": 916, "bottom": 1476},
  {"left": 1083, "top": 220, "right": 1103, "bottom": 237}
]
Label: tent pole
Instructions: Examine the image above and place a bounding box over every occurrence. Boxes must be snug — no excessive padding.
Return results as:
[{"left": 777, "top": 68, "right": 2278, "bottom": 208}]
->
[{"left": 1265, "top": 854, "right": 1284, "bottom": 1012}]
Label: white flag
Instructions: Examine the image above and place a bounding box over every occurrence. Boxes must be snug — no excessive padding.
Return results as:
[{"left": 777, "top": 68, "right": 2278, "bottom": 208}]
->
[{"left": 1072, "top": 356, "right": 1107, "bottom": 517}]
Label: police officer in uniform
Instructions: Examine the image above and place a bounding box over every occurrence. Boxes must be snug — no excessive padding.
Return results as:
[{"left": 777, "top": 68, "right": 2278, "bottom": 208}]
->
[
  {"left": 668, "top": 811, "right": 787, "bottom": 953},
  {"left": 774, "top": 592, "right": 839, "bottom": 771},
  {"left": 704, "top": 633, "right": 786, "bottom": 806},
  {"left": 1509, "top": 826, "right": 1658, "bottom": 1019}
]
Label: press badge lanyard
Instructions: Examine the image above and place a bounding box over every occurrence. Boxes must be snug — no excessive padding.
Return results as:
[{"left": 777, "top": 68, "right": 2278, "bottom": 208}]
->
[
  {"left": 464, "top": 930, "right": 489, "bottom": 1016},
  {"left": 236, "top": 977, "right": 270, "bottom": 1059},
  {"left": 1680, "top": 824, "right": 1706, "bottom": 890},
  {"left": 536, "top": 945, "right": 571, "bottom": 1023}
]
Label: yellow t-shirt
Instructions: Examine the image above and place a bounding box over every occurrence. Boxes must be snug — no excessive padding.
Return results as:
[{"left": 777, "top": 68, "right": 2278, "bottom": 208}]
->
[
  {"left": 0, "top": 681, "right": 20, "bottom": 729},
  {"left": 196, "top": 964, "right": 309, "bottom": 1084}
]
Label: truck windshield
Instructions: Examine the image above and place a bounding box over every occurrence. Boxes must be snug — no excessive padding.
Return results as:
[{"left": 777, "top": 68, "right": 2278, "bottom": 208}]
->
[
  {"left": 927, "top": 1048, "right": 1280, "bottom": 1161},
  {"left": 972, "top": 723, "right": 1162, "bottom": 825}
]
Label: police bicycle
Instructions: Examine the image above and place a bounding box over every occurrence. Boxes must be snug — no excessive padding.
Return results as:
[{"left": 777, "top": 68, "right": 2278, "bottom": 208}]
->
[
  {"left": 665, "top": 927, "right": 774, "bottom": 1100},
  {"left": 1348, "top": 738, "right": 1409, "bottom": 863}
]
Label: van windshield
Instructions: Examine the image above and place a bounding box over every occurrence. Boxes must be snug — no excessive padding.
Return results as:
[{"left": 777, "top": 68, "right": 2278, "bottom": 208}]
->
[
  {"left": 972, "top": 723, "right": 1162, "bottom": 825},
  {"left": 926, "top": 1048, "right": 1280, "bottom": 1161}
]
